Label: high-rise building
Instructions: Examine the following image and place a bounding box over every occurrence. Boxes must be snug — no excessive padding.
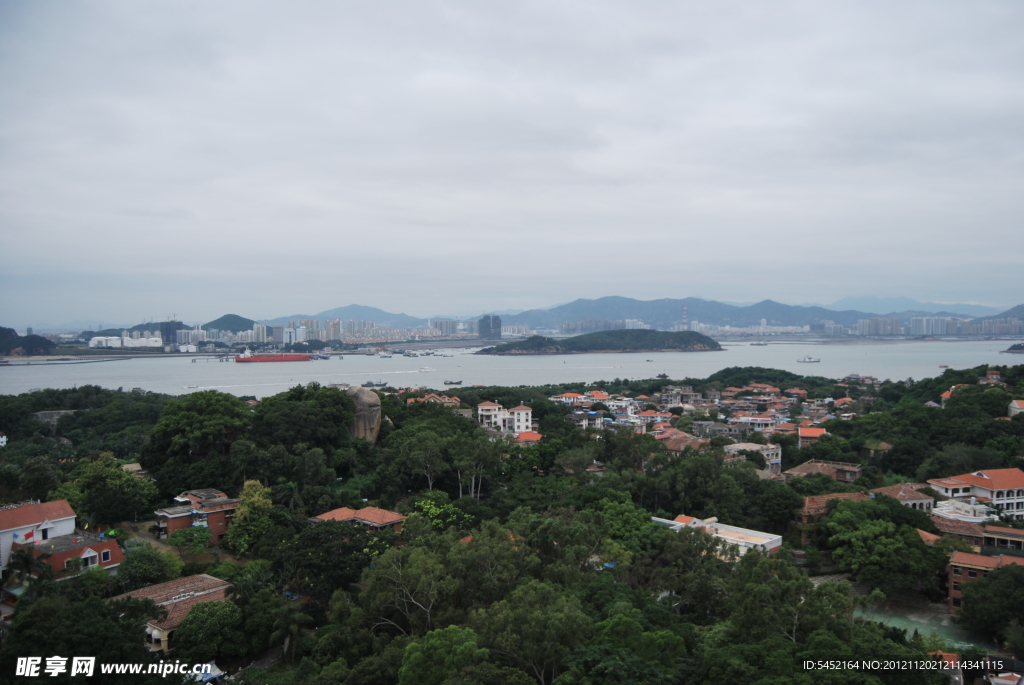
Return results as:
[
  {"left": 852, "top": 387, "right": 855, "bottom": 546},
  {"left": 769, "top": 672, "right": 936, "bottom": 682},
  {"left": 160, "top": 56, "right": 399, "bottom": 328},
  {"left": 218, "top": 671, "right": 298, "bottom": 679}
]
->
[
  {"left": 479, "top": 315, "right": 502, "bottom": 339},
  {"left": 326, "top": 319, "right": 342, "bottom": 341},
  {"left": 272, "top": 326, "right": 285, "bottom": 343},
  {"left": 253, "top": 323, "right": 268, "bottom": 343},
  {"left": 346, "top": 319, "right": 356, "bottom": 335},
  {"left": 433, "top": 319, "right": 458, "bottom": 336}
]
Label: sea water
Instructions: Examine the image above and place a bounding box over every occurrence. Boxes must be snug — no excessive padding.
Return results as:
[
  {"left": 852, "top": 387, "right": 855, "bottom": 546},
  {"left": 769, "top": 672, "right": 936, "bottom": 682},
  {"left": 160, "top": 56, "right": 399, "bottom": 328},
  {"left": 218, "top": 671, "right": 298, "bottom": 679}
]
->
[{"left": 0, "top": 339, "right": 1015, "bottom": 398}]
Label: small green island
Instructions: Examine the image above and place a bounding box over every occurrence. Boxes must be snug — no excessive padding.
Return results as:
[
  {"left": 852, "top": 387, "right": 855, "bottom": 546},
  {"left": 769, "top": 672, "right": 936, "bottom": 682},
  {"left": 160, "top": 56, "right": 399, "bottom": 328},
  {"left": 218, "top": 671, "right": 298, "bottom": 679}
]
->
[
  {"left": 1005, "top": 343, "right": 1024, "bottom": 354},
  {"left": 478, "top": 329, "right": 723, "bottom": 355}
]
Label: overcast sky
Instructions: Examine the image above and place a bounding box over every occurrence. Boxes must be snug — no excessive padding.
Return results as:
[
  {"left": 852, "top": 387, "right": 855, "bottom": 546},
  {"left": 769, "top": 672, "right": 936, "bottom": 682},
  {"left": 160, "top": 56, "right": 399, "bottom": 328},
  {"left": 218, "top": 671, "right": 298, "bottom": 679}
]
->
[{"left": 2, "top": 1, "right": 1023, "bottom": 329}]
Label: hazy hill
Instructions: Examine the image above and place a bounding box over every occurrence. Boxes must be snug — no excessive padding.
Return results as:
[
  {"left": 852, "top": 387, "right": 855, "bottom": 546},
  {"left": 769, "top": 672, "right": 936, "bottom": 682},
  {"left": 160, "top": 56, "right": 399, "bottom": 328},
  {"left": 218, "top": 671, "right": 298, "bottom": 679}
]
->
[
  {"left": 479, "top": 330, "right": 722, "bottom": 355},
  {"left": 826, "top": 296, "right": 1004, "bottom": 318},
  {"left": 203, "top": 314, "right": 257, "bottom": 332},
  {"left": 262, "top": 304, "right": 426, "bottom": 328},
  {"left": 501, "top": 297, "right": 877, "bottom": 329},
  {"left": 977, "top": 304, "right": 1024, "bottom": 321}
]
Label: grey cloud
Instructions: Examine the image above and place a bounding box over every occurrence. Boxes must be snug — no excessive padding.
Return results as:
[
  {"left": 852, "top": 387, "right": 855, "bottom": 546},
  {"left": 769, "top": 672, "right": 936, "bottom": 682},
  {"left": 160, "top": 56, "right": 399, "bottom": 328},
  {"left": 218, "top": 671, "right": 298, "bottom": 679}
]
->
[{"left": 1, "top": 0, "right": 1022, "bottom": 328}]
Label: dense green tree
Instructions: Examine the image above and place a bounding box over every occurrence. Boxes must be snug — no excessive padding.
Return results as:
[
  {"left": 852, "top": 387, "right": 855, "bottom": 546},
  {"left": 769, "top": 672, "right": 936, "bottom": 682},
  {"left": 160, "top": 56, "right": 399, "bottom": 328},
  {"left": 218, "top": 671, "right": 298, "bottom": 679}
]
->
[
  {"left": 398, "top": 625, "right": 489, "bottom": 685},
  {"left": 168, "top": 526, "right": 213, "bottom": 559},
  {"left": 471, "top": 578, "right": 592, "bottom": 685},
  {"left": 118, "top": 544, "right": 182, "bottom": 591},
  {"left": 0, "top": 595, "right": 165, "bottom": 684},
  {"left": 174, "top": 600, "right": 246, "bottom": 662},
  {"left": 956, "top": 565, "right": 1024, "bottom": 641},
  {"left": 225, "top": 479, "right": 274, "bottom": 554}
]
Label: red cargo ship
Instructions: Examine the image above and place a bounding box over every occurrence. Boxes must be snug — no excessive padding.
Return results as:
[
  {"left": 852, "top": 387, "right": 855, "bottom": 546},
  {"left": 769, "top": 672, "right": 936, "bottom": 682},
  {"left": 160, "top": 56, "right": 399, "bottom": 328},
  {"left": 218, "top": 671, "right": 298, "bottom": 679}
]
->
[{"left": 234, "top": 353, "right": 311, "bottom": 363}]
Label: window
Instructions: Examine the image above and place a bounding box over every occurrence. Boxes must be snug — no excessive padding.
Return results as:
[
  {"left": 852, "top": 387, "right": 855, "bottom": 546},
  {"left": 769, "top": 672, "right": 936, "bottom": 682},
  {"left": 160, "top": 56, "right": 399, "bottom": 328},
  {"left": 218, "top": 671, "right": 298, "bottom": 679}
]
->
[
  {"left": 82, "top": 555, "right": 97, "bottom": 568},
  {"left": 952, "top": 582, "right": 960, "bottom": 591},
  {"left": 101, "top": 550, "right": 111, "bottom": 562},
  {"left": 952, "top": 566, "right": 962, "bottom": 576},
  {"left": 997, "top": 491, "right": 1004, "bottom": 499},
  {"left": 952, "top": 598, "right": 962, "bottom": 607},
  {"left": 967, "top": 570, "right": 977, "bottom": 578}
]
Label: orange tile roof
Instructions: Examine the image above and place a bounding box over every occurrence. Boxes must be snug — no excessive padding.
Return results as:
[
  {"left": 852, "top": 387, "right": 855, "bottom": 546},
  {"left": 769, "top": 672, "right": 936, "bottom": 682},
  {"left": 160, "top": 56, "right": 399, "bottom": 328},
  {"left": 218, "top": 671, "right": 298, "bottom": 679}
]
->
[
  {"left": 1012, "top": 400, "right": 1024, "bottom": 409},
  {"left": 673, "top": 515, "right": 696, "bottom": 524},
  {"left": 559, "top": 393, "right": 585, "bottom": 398},
  {"left": 317, "top": 506, "right": 405, "bottom": 527},
  {"left": 515, "top": 431, "right": 543, "bottom": 442},
  {"left": 0, "top": 500, "right": 76, "bottom": 532},
  {"left": 510, "top": 405, "right": 531, "bottom": 411},
  {"left": 937, "top": 468, "right": 1024, "bottom": 491},
  {"left": 930, "top": 515, "right": 985, "bottom": 537},
  {"left": 477, "top": 401, "right": 502, "bottom": 407},
  {"left": 917, "top": 529, "right": 941, "bottom": 546},
  {"left": 798, "top": 427, "right": 827, "bottom": 438},
  {"left": 948, "top": 551, "right": 1024, "bottom": 570}
]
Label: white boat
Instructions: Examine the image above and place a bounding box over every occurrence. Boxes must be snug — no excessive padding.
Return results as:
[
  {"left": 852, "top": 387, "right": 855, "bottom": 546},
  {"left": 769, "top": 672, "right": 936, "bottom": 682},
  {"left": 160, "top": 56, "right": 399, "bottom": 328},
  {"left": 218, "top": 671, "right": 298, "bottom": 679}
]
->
[
  {"left": 797, "top": 355, "right": 820, "bottom": 363},
  {"left": 379, "top": 353, "right": 393, "bottom": 358},
  {"left": 419, "top": 366, "right": 435, "bottom": 372}
]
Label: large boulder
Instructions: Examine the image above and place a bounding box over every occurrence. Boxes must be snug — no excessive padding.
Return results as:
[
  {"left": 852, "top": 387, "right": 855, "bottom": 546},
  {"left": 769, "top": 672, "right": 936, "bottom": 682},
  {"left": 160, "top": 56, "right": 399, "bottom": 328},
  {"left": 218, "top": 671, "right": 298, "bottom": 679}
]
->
[{"left": 345, "top": 387, "right": 382, "bottom": 443}]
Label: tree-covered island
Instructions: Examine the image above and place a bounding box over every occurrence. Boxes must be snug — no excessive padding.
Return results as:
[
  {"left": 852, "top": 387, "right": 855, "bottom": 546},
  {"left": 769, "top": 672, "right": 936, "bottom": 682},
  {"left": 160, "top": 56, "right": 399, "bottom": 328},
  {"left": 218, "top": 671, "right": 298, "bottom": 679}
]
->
[{"left": 478, "top": 329, "right": 722, "bottom": 355}]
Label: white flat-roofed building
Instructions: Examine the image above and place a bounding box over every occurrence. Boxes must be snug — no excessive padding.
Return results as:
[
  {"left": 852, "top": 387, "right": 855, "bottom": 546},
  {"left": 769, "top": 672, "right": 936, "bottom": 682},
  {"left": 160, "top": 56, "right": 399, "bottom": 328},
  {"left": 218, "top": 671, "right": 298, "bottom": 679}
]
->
[
  {"left": 476, "top": 401, "right": 532, "bottom": 435},
  {"left": 723, "top": 442, "right": 782, "bottom": 473},
  {"left": 652, "top": 514, "right": 782, "bottom": 556}
]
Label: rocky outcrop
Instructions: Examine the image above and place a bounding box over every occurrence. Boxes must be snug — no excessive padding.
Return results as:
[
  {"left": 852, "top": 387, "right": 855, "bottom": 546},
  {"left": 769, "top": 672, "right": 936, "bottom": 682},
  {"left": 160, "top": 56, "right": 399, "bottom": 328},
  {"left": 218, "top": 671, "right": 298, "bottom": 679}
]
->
[{"left": 345, "top": 387, "right": 382, "bottom": 443}]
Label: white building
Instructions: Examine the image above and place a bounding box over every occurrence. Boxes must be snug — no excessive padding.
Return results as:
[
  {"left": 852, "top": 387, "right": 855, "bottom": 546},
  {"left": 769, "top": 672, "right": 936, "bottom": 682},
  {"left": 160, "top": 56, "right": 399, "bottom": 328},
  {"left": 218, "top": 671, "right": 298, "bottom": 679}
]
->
[
  {"left": 0, "top": 500, "right": 77, "bottom": 572},
  {"left": 121, "top": 337, "right": 163, "bottom": 348},
  {"left": 652, "top": 515, "right": 782, "bottom": 556},
  {"left": 476, "top": 402, "right": 532, "bottom": 434},
  {"left": 928, "top": 469, "right": 1024, "bottom": 522},
  {"left": 723, "top": 442, "right": 782, "bottom": 473},
  {"left": 88, "top": 336, "right": 122, "bottom": 348},
  {"left": 0, "top": 433, "right": 6, "bottom": 448},
  {"left": 253, "top": 323, "right": 268, "bottom": 343},
  {"left": 1010, "top": 400, "right": 1024, "bottom": 417}
]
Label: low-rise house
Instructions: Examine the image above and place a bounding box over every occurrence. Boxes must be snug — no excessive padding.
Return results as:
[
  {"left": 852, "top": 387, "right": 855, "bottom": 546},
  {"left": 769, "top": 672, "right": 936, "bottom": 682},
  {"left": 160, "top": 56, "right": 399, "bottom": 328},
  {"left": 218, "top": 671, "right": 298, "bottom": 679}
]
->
[
  {"left": 652, "top": 515, "right": 782, "bottom": 556},
  {"left": 723, "top": 442, "right": 782, "bottom": 473},
  {"left": 111, "top": 574, "right": 232, "bottom": 653},
  {"left": 784, "top": 459, "right": 863, "bottom": 484},
  {"left": 930, "top": 515, "right": 985, "bottom": 551},
  {"left": 796, "top": 492, "right": 871, "bottom": 545},
  {"left": 797, "top": 426, "right": 827, "bottom": 447},
  {"left": 871, "top": 483, "right": 934, "bottom": 512},
  {"left": 947, "top": 551, "right": 1024, "bottom": 611},
  {"left": 1009, "top": 399, "right": 1024, "bottom": 417},
  {"left": 314, "top": 506, "right": 405, "bottom": 533},
  {"left": 927, "top": 468, "right": 1024, "bottom": 522},
  {"left": 515, "top": 431, "right": 543, "bottom": 444},
  {"left": 0, "top": 500, "right": 77, "bottom": 573},
  {"left": 662, "top": 432, "right": 710, "bottom": 454},
  {"left": 12, "top": 531, "right": 123, "bottom": 580},
  {"left": 153, "top": 489, "right": 240, "bottom": 545},
  {"left": 980, "top": 524, "right": 1024, "bottom": 556}
]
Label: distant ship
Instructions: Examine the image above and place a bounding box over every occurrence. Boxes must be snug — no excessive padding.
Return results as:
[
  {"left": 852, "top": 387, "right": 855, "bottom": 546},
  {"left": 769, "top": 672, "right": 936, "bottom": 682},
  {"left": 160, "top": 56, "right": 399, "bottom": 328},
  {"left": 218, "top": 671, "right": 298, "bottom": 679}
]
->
[
  {"left": 656, "top": 373, "right": 669, "bottom": 379},
  {"left": 796, "top": 355, "right": 820, "bottom": 363},
  {"left": 404, "top": 352, "right": 418, "bottom": 357},
  {"left": 379, "top": 353, "right": 393, "bottom": 358},
  {"left": 361, "top": 380, "right": 387, "bottom": 388},
  {"left": 444, "top": 380, "right": 462, "bottom": 385},
  {"left": 419, "top": 367, "right": 435, "bottom": 373},
  {"left": 751, "top": 341, "right": 769, "bottom": 346},
  {"left": 235, "top": 351, "right": 311, "bottom": 363}
]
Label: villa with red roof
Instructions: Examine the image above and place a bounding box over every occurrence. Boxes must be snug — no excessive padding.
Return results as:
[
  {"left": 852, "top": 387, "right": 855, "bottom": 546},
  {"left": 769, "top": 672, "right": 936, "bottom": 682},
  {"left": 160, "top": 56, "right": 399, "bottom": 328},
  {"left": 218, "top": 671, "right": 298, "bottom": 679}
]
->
[
  {"left": 947, "top": 551, "right": 1024, "bottom": 611},
  {"left": 111, "top": 574, "right": 232, "bottom": 653},
  {"left": 1010, "top": 399, "right": 1024, "bottom": 417},
  {"left": 797, "top": 426, "right": 827, "bottom": 448},
  {"left": 0, "top": 500, "right": 77, "bottom": 573},
  {"left": 314, "top": 506, "right": 405, "bottom": 532},
  {"left": 927, "top": 468, "right": 1024, "bottom": 521}
]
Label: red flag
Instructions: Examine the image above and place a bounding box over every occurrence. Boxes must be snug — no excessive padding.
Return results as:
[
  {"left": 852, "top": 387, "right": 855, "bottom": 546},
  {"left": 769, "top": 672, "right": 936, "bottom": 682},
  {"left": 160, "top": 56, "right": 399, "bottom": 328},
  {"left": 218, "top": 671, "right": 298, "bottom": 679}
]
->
[{"left": 23, "top": 529, "right": 34, "bottom": 542}]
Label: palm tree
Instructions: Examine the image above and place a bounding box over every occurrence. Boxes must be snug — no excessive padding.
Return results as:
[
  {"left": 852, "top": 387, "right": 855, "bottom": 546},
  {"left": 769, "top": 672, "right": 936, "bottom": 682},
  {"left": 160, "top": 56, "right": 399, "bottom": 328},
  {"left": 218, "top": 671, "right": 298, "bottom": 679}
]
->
[
  {"left": 7, "top": 547, "right": 45, "bottom": 583},
  {"left": 269, "top": 602, "right": 313, "bottom": 664}
]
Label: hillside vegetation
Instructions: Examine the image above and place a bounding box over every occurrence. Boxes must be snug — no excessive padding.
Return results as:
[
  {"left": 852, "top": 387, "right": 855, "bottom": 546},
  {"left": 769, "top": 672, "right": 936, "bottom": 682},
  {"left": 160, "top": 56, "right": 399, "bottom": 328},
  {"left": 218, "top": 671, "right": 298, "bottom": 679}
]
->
[
  {"left": 203, "top": 313, "right": 257, "bottom": 332},
  {"left": 0, "top": 326, "right": 56, "bottom": 356},
  {"left": 479, "top": 329, "right": 722, "bottom": 355}
]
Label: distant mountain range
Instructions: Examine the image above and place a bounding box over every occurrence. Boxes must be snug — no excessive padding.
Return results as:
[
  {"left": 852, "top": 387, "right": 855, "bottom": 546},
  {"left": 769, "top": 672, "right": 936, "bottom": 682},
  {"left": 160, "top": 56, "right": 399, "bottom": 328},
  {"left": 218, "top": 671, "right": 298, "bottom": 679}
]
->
[
  {"left": 260, "top": 304, "right": 426, "bottom": 329},
  {"left": 823, "top": 297, "right": 1005, "bottom": 318},
  {"left": 60, "top": 296, "right": 1020, "bottom": 338}
]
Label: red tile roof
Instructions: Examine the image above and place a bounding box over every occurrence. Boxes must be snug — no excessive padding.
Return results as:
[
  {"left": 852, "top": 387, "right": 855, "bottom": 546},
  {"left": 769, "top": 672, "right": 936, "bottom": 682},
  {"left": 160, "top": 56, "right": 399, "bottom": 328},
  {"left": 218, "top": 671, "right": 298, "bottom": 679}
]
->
[
  {"left": 871, "top": 483, "right": 932, "bottom": 501},
  {"left": 917, "top": 529, "right": 941, "bottom": 546},
  {"left": 317, "top": 506, "right": 405, "bottom": 527},
  {"left": 801, "top": 492, "right": 870, "bottom": 516},
  {"left": 935, "top": 468, "right": 1024, "bottom": 491},
  {"left": 930, "top": 515, "right": 985, "bottom": 537},
  {"left": 515, "top": 431, "right": 543, "bottom": 442},
  {"left": 477, "top": 401, "right": 502, "bottom": 407},
  {"left": 798, "top": 427, "right": 827, "bottom": 438},
  {"left": 112, "top": 574, "right": 232, "bottom": 629},
  {"left": 510, "top": 405, "right": 531, "bottom": 411},
  {"left": 0, "top": 500, "right": 76, "bottom": 532}
]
